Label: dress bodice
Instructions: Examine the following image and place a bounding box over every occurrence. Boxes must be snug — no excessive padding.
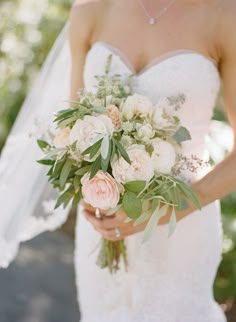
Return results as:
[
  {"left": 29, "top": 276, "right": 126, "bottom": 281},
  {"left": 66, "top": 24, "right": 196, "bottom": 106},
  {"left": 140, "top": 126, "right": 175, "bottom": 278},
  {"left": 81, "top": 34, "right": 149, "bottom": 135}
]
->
[{"left": 83, "top": 42, "right": 221, "bottom": 171}]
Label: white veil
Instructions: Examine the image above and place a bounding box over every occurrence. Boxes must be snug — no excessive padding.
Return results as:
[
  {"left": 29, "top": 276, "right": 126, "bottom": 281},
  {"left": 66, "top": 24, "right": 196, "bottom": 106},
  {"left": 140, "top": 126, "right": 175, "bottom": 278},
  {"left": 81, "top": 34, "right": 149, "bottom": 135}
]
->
[{"left": 0, "top": 21, "right": 72, "bottom": 268}]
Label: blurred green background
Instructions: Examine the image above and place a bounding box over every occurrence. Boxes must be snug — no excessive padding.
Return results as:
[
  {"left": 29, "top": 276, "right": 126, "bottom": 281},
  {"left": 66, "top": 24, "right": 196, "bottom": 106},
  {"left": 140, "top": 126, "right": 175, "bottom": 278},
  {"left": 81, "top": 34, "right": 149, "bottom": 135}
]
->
[{"left": 1, "top": 0, "right": 236, "bottom": 320}]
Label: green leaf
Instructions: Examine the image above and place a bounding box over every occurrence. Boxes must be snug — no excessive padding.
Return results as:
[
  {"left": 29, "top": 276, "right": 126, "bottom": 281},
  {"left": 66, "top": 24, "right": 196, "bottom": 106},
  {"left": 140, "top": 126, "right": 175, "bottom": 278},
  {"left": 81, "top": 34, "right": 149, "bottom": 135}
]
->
[
  {"left": 72, "top": 191, "right": 82, "bottom": 209},
  {"left": 101, "top": 135, "right": 109, "bottom": 160},
  {"left": 37, "top": 159, "right": 55, "bottom": 166},
  {"left": 122, "top": 191, "right": 142, "bottom": 219},
  {"left": 89, "top": 139, "right": 103, "bottom": 159},
  {"left": 172, "top": 126, "right": 191, "bottom": 142},
  {"left": 55, "top": 190, "right": 73, "bottom": 209},
  {"left": 101, "top": 139, "right": 112, "bottom": 172},
  {"left": 60, "top": 158, "right": 73, "bottom": 188},
  {"left": 177, "top": 181, "right": 201, "bottom": 210},
  {"left": 110, "top": 139, "right": 117, "bottom": 162},
  {"left": 89, "top": 155, "right": 101, "bottom": 179},
  {"left": 178, "top": 197, "right": 190, "bottom": 210},
  {"left": 75, "top": 165, "right": 91, "bottom": 176},
  {"left": 134, "top": 209, "right": 152, "bottom": 226},
  {"left": 52, "top": 160, "right": 65, "bottom": 179},
  {"left": 115, "top": 140, "right": 131, "bottom": 164},
  {"left": 142, "top": 204, "right": 169, "bottom": 243},
  {"left": 168, "top": 207, "right": 177, "bottom": 238},
  {"left": 124, "top": 181, "right": 146, "bottom": 193},
  {"left": 37, "top": 139, "right": 50, "bottom": 151},
  {"left": 73, "top": 175, "right": 81, "bottom": 193}
]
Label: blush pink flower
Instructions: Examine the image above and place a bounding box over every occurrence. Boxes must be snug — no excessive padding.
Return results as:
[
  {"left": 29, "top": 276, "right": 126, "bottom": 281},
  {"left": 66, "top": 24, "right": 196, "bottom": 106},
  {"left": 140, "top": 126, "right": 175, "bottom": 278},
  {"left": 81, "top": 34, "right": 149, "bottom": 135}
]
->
[
  {"left": 106, "top": 104, "right": 121, "bottom": 130},
  {"left": 81, "top": 171, "right": 121, "bottom": 209}
]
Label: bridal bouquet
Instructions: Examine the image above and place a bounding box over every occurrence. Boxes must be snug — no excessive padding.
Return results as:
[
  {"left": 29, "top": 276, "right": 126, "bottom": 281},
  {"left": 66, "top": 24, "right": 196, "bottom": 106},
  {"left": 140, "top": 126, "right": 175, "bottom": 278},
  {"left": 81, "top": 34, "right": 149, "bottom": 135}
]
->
[{"left": 37, "top": 55, "right": 201, "bottom": 273}]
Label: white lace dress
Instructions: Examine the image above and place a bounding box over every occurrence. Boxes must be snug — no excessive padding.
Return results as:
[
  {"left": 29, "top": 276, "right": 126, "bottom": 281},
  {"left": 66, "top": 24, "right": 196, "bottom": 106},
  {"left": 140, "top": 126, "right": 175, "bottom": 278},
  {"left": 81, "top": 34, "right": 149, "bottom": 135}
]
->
[{"left": 74, "top": 42, "right": 227, "bottom": 322}]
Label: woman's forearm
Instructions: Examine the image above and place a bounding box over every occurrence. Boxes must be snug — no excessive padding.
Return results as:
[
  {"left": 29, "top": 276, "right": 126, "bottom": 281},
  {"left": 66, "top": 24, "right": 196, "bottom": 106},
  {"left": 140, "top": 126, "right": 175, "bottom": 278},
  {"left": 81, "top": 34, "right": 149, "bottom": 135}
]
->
[{"left": 174, "top": 149, "right": 236, "bottom": 222}]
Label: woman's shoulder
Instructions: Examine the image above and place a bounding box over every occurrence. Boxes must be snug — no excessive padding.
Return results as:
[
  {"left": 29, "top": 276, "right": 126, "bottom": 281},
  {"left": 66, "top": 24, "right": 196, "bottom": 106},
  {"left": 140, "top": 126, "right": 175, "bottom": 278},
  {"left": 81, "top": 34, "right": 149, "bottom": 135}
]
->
[{"left": 69, "top": 0, "right": 108, "bottom": 45}]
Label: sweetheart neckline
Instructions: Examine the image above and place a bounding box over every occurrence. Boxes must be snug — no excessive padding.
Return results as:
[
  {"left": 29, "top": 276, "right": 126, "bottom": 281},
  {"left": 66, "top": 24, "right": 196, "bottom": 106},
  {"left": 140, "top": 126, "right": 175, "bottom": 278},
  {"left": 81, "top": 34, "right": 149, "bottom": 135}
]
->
[{"left": 88, "top": 41, "right": 220, "bottom": 77}]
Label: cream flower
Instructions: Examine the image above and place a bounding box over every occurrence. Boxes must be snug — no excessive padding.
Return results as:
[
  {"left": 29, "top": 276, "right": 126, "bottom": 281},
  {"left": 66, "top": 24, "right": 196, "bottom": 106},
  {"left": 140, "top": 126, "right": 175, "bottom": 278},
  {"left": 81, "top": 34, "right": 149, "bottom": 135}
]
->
[
  {"left": 152, "top": 97, "right": 174, "bottom": 130},
  {"left": 135, "top": 123, "right": 155, "bottom": 142},
  {"left": 121, "top": 94, "right": 153, "bottom": 120},
  {"left": 53, "top": 127, "right": 71, "bottom": 148},
  {"left": 151, "top": 138, "right": 176, "bottom": 174},
  {"left": 112, "top": 144, "right": 154, "bottom": 183},
  {"left": 81, "top": 171, "right": 121, "bottom": 209},
  {"left": 69, "top": 115, "right": 114, "bottom": 153}
]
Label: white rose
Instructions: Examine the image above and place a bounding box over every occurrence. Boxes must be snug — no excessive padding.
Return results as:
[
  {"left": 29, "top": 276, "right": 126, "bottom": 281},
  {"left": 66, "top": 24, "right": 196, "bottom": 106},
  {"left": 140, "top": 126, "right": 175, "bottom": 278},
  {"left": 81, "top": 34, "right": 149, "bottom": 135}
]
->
[
  {"left": 135, "top": 123, "right": 155, "bottom": 142},
  {"left": 151, "top": 138, "right": 176, "bottom": 174},
  {"left": 121, "top": 94, "right": 153, "bottom": 120},
  {"left": 53, "top": 127, "right": 71, "bottom": 148},
  {"left": 69, "top": 115, "right": 114, "bottom": 153},
  {"left": 152, "top": 97, "right": 174, "bottom": 129},
  {"left": 112, "top": 144, "right": 154, "bottom": 183}
]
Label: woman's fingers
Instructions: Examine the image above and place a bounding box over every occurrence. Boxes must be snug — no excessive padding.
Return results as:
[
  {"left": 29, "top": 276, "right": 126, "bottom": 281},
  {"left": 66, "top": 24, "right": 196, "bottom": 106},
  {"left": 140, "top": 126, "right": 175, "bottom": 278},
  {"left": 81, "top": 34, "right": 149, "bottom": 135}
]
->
[{"left": 83, "top": 209, "right": 122, "bottom": 229}]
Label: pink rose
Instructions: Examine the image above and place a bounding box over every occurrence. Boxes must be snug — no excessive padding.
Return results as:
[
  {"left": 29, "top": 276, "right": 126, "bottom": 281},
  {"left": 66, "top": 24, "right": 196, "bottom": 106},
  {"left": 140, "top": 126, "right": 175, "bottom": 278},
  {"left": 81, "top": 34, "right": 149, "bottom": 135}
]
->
[
  {"left": 106, "top": 104, "right": 121, "bottom": 130},
  {"left": 81, "top": 171, "right": 121, "bottom": 209}
]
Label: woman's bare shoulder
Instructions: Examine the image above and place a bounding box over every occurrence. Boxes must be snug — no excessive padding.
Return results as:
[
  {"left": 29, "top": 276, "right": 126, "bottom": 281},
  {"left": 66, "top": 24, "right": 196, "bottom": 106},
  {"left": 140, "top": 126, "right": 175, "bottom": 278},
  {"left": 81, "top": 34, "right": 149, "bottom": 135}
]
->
[{"left": 69, "top": 0, "right": 108, "bottom": 46}]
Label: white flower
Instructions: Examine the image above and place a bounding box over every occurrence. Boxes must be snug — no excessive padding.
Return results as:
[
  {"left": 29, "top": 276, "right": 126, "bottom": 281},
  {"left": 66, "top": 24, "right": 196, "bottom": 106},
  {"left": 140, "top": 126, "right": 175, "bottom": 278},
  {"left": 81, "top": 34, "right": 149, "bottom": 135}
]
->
[
  {"left": 151, "top": 138, "right": 176, "bottom": 174},
  {"left": 152, "top": 97, "right": 174, "bottom": 129},
  {"left": 69, "top": 115, "right": 114, "bottom": 153},
  {"left": 112, "top": 144, "right": 154, "bottom": 183},
  {"left": 120, "top": 134, "right": 133, "bottom": 147},
  {"left": 135, "top": 123, "right": 155, "bottom": 142},
  {"left": 121, "top": 94, "right": 153, "bottom": 120}
]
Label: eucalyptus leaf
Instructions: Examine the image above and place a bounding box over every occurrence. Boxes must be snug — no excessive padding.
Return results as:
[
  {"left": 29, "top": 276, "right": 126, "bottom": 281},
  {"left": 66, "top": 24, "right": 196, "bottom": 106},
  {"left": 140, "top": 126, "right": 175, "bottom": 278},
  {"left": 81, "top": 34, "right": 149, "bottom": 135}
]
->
[
  {"left": 101, "top": 135, "right": 109, "bottom": 159},
  {"left": 168, "top": 207, "right": 177, "bottom": 238},
  {"left": 134, "top": 209, "right": 152, "bottom": 226},
  {"left": 142, "top": 204, "right": 169, "bottom": 243},
  {"left": 122, "top": 191, "right": 142, "bottom": 219},
  {"left": 172, "top": 126, "right": 191, "bottom": 142},
  {"left": 124, "top": 181, "right": 146, "bottom": 193},
  {"left": 177, "top": 181, "right": 201, "bottom": 209}
]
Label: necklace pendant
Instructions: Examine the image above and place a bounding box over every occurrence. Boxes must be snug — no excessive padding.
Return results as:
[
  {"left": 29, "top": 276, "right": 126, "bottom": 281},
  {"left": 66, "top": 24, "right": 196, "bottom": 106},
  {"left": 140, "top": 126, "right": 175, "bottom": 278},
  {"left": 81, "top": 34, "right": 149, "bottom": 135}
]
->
[{"left": 149, "top": 17, "right": 156, "bottom": 25}]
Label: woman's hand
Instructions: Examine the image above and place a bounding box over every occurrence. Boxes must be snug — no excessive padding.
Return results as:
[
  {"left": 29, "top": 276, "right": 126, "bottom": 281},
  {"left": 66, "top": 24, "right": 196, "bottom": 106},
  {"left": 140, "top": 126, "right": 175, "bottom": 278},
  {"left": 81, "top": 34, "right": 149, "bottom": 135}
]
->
[{"left": 82, "top": 201, "right": 172, "bottom": 241}]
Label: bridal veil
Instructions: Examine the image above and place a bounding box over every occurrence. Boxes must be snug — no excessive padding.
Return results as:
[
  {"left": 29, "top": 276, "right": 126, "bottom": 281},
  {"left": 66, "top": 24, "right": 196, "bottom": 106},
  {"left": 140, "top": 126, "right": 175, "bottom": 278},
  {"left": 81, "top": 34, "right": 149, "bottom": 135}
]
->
[{"left": 0, "top": 21, "right": 71, "bottom": 267}]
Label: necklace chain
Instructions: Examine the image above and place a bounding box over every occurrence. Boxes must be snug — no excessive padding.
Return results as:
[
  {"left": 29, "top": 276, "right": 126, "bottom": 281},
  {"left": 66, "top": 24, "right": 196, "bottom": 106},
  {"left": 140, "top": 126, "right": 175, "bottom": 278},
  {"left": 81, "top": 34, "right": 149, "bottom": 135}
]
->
[{"left": 138, "top": 0, "right": 177, "bottom": 25}]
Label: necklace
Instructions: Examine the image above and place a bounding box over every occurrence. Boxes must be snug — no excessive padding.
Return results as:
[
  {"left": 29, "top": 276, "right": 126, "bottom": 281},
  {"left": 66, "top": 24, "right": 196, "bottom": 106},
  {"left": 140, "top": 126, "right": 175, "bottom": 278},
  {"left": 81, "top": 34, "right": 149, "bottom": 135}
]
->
[{"left": 138, "top": 0, "right": 177, "bottom": 25}]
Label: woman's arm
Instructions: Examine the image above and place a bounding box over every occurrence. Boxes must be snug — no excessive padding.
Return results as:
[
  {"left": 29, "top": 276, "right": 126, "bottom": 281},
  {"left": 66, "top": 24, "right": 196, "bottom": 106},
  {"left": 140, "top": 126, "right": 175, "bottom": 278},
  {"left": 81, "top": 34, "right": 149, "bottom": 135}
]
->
[
  {"left": 69, "top": 0, "right": 95, "bottom": 103},
  {"left": 169, "top": 1, "right": 236, "bottom": 224}
]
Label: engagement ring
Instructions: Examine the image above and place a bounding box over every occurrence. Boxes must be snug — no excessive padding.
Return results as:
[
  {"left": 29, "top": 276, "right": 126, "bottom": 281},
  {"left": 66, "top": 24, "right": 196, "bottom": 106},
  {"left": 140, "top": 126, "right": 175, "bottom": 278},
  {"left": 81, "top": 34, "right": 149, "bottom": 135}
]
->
[
  {"left": 114, "top": 227, "right": 121, "bottom": 238},
  {"left": 95, "top": 208, "right": 101, "bottom": 219}
]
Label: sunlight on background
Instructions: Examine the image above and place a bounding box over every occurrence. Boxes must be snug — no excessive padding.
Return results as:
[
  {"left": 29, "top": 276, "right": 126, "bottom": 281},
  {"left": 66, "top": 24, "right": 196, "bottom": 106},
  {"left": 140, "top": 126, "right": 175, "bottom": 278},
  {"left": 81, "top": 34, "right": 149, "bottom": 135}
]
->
[{"left": 1, "top": 0, "right": 236, "bottom": 320}]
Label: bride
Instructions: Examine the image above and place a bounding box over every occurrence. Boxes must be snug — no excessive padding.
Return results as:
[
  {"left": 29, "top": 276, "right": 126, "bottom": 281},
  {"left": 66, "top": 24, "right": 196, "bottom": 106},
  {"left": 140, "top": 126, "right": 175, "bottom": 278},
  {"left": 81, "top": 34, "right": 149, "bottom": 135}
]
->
[{"left": 0, "top": 0, "right": 235, "bottom": 321}]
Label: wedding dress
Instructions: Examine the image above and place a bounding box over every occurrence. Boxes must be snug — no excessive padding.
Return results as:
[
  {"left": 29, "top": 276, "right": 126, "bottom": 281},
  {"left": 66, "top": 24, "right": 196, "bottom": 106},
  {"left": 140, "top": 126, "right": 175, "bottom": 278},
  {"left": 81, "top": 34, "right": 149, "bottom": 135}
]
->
[
  {"left": 0, "top": 22, "right": 227, "bottom": 321},
  {"left": 74, "top": 42, "right": 227, "bottom": 322}
]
